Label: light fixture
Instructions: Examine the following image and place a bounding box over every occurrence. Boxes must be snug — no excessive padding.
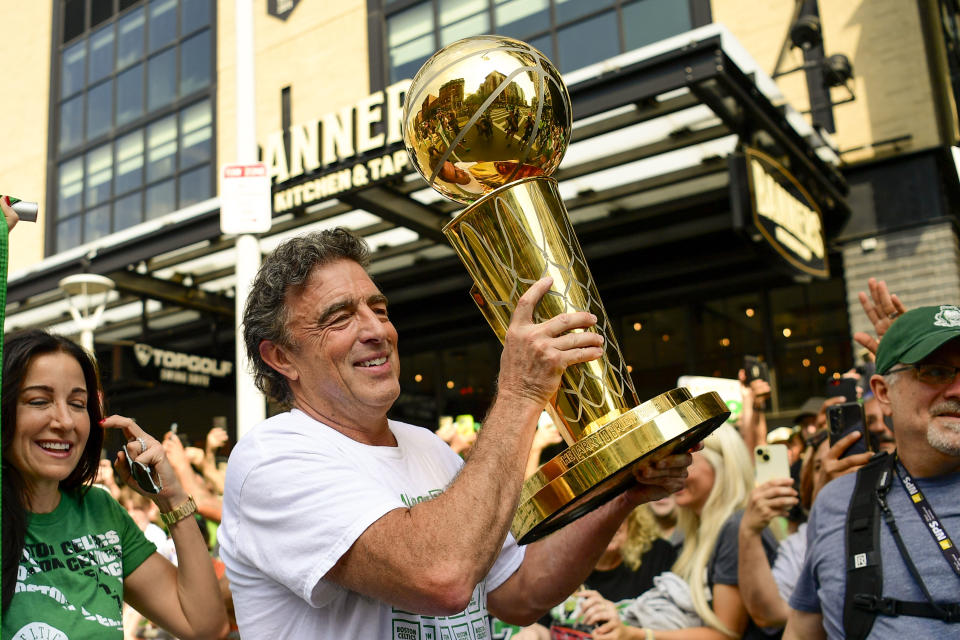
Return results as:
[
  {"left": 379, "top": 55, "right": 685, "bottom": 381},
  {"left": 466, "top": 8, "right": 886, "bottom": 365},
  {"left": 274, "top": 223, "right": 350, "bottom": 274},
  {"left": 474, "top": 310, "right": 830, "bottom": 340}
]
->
[
  {"left": 782, "top": 328, "right": 792, "bottom": 338},
  {"left": 661, "top": 333, "right": 670, "bottom": 342},
  {"left": 445, "top": 380, "right": 455, "bottom": 389},
  {"left": 58, "top": 274, "right": 115, "bottom": 356},
  {"left": 633, "top": 322, "right": 642, "bottom": 331},
  {"left": 815, "top": 345, "right": 824, "bottom": 354},
  {"left": 414, "top": 374, "right": 423, "bottom": 382},
  {"left": 818, "top": 365, "right": 827, "bottom": 374},
  {"left": 745, "top": 308, "right": 755, "bottom": 318},
  {"left": 719, "top": 338, "right": 730, "bottom": 347},
  {"left": 802, "top": 358, "right": 811, "bottom": 367}
]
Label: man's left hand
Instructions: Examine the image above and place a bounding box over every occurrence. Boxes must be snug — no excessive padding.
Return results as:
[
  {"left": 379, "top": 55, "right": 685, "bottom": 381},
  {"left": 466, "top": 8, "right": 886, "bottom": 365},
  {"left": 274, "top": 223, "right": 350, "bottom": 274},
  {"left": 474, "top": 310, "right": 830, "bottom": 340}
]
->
[{"left": 623, "top": 444, "right": 699, "bottom": 505}]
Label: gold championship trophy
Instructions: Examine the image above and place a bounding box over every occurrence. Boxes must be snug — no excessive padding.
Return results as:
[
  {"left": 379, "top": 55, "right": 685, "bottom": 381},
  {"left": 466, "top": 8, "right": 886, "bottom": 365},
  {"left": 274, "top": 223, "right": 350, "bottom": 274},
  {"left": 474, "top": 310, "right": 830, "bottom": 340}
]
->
[{"left": 402, "top": 36, "right": 730, "bottom": 544}]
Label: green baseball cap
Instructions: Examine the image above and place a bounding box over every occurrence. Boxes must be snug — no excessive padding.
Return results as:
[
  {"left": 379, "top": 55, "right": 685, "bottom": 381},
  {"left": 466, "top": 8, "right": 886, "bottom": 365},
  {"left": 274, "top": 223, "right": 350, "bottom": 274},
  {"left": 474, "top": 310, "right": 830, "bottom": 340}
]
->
[{"left": 876, "top": 305, "right": 960, "bottom": 374}]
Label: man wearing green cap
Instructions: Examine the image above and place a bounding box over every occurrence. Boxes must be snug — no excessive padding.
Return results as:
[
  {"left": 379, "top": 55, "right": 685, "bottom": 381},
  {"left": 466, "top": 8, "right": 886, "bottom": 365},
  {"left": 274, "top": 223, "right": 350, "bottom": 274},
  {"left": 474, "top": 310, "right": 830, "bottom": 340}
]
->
[{"left": 784, "top": 305, "right": 960, "bottom": 639}]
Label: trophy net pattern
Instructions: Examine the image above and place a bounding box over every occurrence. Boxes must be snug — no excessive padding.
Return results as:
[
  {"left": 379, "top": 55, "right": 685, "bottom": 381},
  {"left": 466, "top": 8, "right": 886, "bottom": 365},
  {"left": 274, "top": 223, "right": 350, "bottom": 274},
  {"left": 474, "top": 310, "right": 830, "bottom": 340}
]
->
[{"left": 448, "top": 179, "right": 639, "bottom": 430}]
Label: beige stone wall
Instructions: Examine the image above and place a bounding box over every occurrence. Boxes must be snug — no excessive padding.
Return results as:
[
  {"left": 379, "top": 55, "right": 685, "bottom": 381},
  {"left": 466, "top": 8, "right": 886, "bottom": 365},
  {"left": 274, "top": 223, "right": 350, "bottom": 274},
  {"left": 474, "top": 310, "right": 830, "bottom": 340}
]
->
[
  {"left": 843, "top": 222, "right": 960, "bottom": 341},
  {"left": 216, "top": 1, "right": 370, "bottom": 172},
  {"left": 715, "top": 0, "right": 942, "bottom": 164},
  {"left": 1, "top": 1, "right": 53, "bottom": 273}
]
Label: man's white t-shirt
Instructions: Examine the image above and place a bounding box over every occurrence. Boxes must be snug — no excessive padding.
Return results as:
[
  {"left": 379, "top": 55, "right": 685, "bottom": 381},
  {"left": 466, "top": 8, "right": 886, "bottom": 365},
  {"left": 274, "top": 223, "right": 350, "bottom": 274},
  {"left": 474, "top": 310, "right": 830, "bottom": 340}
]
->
[{"left": 219, "top": 409, "right": 525, "bottom": 638}]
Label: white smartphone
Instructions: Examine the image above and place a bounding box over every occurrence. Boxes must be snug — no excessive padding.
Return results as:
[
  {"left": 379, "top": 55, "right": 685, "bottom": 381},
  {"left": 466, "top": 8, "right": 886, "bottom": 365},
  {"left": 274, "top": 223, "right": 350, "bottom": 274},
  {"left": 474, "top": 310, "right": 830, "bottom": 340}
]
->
[{"left": 754, "top": 444, "right": 790, "bottom": 485}]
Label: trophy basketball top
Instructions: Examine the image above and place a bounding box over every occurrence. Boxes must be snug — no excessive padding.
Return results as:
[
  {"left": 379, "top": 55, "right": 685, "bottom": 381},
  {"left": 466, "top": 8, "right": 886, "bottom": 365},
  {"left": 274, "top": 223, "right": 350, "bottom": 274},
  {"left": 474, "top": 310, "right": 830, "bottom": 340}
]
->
[{"left": 402, "top": 35, "right": 572, "bottom": 205}]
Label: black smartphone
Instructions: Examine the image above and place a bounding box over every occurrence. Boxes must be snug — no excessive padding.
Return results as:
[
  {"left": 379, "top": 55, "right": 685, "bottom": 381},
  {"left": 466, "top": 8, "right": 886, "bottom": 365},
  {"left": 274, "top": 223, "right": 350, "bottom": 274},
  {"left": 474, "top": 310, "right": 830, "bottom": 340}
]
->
[
  {"left": 123, "top": 442, "right": 162, "bottom": 494},
  {"left": 826, "top": 377, "right": 857, "bottom": 401},
  {"left": 744, "top": 355, "right": 769, "bottom": 383},
  {"left": 827, "top": 402, "right": 872, "bottom": 458}
]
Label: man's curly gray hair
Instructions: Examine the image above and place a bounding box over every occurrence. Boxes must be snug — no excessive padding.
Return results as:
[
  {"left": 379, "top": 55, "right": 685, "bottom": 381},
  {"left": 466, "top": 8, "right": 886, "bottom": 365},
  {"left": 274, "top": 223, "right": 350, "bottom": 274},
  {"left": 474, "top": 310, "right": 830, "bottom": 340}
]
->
[{"left": 242, "top": 228, "right": 370, "bottom": 405}]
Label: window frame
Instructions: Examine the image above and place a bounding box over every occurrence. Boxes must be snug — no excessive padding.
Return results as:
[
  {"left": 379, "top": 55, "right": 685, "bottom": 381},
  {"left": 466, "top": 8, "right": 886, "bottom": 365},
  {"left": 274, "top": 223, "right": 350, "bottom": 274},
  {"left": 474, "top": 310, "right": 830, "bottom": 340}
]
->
[{"left": 46, "top": 0, "right": 218, "bottom": 256}]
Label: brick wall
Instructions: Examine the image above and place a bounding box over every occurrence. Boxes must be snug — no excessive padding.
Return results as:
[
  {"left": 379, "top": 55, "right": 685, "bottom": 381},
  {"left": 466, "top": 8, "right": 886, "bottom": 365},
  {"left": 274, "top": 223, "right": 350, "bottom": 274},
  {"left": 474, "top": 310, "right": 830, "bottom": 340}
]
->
[{"left": 842, "top": 221, "right": 960, "bottom": 342}]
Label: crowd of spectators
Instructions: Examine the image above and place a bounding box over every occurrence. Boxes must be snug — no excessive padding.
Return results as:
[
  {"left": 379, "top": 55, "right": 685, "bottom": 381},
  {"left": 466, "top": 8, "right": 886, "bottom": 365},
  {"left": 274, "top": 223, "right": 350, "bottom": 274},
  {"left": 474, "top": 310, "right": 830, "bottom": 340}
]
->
[{"left": 91, "top": 423, "right": 236, "bottom": 639}]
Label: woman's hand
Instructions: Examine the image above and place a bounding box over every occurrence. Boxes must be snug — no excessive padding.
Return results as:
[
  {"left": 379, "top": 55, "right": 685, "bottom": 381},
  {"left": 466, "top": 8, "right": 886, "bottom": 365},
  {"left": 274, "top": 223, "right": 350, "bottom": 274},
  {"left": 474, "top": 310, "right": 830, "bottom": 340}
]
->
[
  {"left": 105, "top": 415, "right": 187, "bottom": 511},
  {"left": 1, "top": 195, "right": 20, "bottom": 231},
  {"left": 742, "top": 478, "right": 798, "bottom": 534},
  {"left": 578, "top": 590, "right": 627, "bottom": 639}
]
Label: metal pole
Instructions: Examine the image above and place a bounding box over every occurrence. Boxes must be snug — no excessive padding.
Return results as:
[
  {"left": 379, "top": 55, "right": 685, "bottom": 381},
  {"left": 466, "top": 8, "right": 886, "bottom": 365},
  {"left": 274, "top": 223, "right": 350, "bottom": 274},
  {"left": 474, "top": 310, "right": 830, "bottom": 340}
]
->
[{"left": 234, "top": 0, "right": 266, "bottom": 439}]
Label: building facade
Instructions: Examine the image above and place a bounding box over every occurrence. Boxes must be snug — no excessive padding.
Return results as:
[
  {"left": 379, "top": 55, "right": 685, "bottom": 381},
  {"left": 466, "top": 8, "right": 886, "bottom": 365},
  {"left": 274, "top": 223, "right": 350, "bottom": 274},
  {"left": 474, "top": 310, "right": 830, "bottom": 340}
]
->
[{"left": 3, "top": 0, "right": 959, "bottom": 441}]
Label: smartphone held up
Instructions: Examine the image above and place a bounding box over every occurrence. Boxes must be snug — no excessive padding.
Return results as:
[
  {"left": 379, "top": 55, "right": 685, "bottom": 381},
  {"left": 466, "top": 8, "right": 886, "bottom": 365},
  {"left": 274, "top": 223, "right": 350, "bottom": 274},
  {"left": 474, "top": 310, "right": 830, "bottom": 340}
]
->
[{"left": 827, "top": 402, "right": 874, "bottom": 458}]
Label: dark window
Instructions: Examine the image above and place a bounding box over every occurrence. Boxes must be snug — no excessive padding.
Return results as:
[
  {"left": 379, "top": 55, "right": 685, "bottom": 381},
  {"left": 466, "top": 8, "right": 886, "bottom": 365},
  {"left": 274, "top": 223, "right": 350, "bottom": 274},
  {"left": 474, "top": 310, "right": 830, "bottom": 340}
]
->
[
  {"left": 145, "top": 178, "right": 175, "bottom": 219},
  {"left": 116, "top": 63, "right": 144, "bottom": 125},
  {"left": 182, "top": 0, "right": 211, "bottom": 34},
  {"left": 180, "top": 99, "right": 212, "bottom": 167},
  {"left": 50, "top": 0, "right": 216, "bottom": 253},
  {"left": 622, "top": 0, "right": 692, "bottom": 51},
  {"left": 84, "top": 204, "right": 112, "bottom": 241},
  {"left": 146, "top": 114, "right": 177, "bottom": 181},
  {"left": 147, "top": 48, "right": 176, "bottom": 110},
  {"left": 60, "top": 95, "right": 84, "bottom": 152},
  {"left": 86, "top": 79, "right": 114, "bottom": 140},
  {"left": 494, "top": 0, "right": 549, "bottom": 40},
  {"left": 64, "top": 0, "right": 86, "bottom": 43},
  {"left": 117, "top": 8, "right": 145, "bottom": 69},
  {"left": 91, "top": 0, "right": 114, "bottom": 27},
  {"left": 85, "top": 144, "right": 113, "bottom": 207},
  {"left": 89, "top": 25, "right": 115, "bottom": 83},
  {"left": 555, "top": 0, "right": 612, "bottom": 24},
  {"left": 148, "top": 0, "right": 178, "bottom": 52},
  {"left": 439, "top": 0, "right": 489, "bottom": 47},
  {"left": 179, "top": 164, "right": 211, "bottom": 207},
  {"left": 114, "top": 191, "right": 143, "bottom": 227},
  {"left": 115, "top": 130, "right": 144, "bottom": 193},
  {"left": 180, "top": 30, "right": 212, "bottom": 96},
  {"left": 62, "top": 39, "right": 87, "bottom": 98},
  {"left": 556, "top": 11, "right": 619, "bottom": 72}
]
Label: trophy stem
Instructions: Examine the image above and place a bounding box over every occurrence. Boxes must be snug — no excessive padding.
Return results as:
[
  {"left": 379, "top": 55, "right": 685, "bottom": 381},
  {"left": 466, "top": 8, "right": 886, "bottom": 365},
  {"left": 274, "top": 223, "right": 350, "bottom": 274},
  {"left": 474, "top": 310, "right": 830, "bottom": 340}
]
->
[{"left": 444, "top": 176, "right": 639, "bottom": 447}]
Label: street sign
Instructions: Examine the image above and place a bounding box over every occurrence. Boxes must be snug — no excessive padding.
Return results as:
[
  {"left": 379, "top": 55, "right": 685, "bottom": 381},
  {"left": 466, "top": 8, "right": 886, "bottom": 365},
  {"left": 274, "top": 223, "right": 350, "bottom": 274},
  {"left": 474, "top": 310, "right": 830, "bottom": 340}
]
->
[{"left": 220, "top": 163, "right": 272, "bottom": 234}]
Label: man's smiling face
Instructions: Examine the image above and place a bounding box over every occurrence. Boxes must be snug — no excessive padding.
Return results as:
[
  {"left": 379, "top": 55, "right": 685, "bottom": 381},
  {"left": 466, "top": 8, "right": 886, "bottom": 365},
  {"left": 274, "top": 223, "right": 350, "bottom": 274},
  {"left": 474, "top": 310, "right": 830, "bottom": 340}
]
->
[{"left": 276, "top": 259, "right": 401, "bottom": 436}]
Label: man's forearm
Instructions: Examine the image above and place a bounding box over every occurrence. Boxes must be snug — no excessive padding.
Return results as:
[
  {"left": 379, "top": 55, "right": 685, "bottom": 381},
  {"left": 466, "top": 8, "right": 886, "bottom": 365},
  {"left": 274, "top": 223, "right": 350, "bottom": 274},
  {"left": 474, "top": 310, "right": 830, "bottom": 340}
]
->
[
  {"left": 737, "top": 527, "right": 788, "bottom": 627},
  {"left": 489, "top": 491, "right": 633, "bottom": 623},
  {"left": 328, "top": 390, "right": 545, "bottom": 615}
]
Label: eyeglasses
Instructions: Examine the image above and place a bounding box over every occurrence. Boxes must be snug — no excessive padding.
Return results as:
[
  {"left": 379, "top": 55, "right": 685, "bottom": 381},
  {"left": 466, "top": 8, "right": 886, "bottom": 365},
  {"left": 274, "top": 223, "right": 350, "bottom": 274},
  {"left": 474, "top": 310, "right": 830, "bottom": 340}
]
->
[
  {"left": 885, "top": 363, "right": 960, "bottom": 386},
  {"left": 123, "top": 443, "right": 162, "bottom": 494}
]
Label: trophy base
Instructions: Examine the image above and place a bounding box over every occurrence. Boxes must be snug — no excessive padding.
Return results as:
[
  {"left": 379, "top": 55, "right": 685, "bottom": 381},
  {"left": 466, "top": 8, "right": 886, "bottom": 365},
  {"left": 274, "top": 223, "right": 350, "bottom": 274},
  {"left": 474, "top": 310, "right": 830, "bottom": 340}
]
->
[{"left": 511, "top": 389, "right": 730, "bottom": 544}]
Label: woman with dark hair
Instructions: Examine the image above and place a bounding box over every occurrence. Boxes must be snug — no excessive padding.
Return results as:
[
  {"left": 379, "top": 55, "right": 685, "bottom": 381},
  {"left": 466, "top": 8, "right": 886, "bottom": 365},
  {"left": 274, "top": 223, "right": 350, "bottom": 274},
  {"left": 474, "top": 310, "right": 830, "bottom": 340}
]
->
[{"left": 2, "top": 329, "right": 227, "bottom": 639}]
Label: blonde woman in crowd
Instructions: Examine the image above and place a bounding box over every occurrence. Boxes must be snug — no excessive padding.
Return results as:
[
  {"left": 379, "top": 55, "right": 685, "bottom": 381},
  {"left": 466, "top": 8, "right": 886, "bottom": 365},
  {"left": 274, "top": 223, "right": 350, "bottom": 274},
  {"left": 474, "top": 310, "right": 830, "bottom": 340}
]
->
[{"left": 582, "top": 424, "right": 777, "bottom": 640}]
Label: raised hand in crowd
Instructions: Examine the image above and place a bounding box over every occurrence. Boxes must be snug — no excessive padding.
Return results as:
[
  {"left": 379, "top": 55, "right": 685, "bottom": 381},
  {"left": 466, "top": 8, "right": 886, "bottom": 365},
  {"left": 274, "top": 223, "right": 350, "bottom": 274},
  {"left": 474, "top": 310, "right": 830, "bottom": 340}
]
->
[
  {"left": 202, "top": 426, "right": 229, "bottom": 494},
  {"left": 853, "top": 277, "right": 907, "bottom": 355},
  {"left": 96, "top": 456, "right": 123, "bottom": 500},
  {"left": 525, "top": 413, "right": 563, "bottom": 479},
  {"left": 737, "top": 367, "right": 770, "bottom": 455},
  {"left": 814, "top": 429, "right": 873, "bottom": 489},
  {"left": 163, "top": 430, "right": 222, "bottom": 523}
]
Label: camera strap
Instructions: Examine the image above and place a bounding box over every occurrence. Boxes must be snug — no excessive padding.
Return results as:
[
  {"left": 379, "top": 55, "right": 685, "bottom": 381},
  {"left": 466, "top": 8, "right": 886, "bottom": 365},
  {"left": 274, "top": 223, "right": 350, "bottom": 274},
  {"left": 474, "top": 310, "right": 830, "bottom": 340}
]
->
[
  {"left": 889, "top": 456, "right": 960, "bottom": 579},
  {"left": 844, "top": 453, "right": 960, "bottom": 640}
]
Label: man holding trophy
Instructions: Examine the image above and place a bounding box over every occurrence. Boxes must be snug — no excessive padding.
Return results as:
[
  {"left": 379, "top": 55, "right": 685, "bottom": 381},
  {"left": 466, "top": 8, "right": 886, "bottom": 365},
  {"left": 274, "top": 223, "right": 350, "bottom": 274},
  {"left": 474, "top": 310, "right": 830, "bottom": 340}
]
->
[{"left": 220, "top": 36, "right": 726, "bottom": 639}]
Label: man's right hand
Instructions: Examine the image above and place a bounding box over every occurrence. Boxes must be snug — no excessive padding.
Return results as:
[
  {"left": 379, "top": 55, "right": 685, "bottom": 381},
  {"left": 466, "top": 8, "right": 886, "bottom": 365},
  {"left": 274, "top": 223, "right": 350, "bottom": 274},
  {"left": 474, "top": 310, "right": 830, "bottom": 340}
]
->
[{"left": 496, "top": 276, "right": 604, "bottom": 409}]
